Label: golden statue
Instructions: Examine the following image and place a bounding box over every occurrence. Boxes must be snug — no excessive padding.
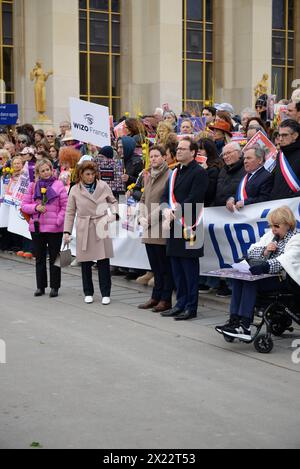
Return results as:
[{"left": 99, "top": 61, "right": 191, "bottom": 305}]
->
[
  {"left": 254, "top": 73, "right": 269, "bottom": 100},
  {"left": 30, "top": 61, "right": 53, "bottom": 122}
]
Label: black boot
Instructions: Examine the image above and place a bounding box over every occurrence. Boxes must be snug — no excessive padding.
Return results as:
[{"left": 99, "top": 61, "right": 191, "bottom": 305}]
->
[
  {"left": 49, "top": 289, "right": 59, "bottom": 298},
  {"left": 34, "top": 288, "right": 45, "bottom": 297}
]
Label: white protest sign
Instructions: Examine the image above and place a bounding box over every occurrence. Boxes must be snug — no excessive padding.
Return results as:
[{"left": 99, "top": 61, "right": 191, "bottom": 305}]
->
[
  {"left": 7, "top": 205, "right": 31, "bottom": 240},
  {"left": 69, "top": 98, "right": 111, "bottom": 147}
]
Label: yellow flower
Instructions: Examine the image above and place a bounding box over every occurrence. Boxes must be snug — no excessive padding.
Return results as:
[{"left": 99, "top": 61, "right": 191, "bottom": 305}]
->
[
  {"left": 41, "top": 188, "right": 47, "bottom": 194},
  {"left": 10, "top": 168, "right": 14, "bottom": 174},
  {"left": 141, "top": 188, "right": 144, "bottom": 193},
  {"left": 5, "top": 167, "right": 11, "bottom": 173},
  {"left": 124, "top": 112, "right": 130, "bottom": 118}
]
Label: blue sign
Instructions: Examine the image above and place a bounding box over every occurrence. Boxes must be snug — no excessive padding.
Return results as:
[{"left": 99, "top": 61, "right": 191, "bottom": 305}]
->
[{"left": 0, "top": 104, "right": 18, "bottom": 125}]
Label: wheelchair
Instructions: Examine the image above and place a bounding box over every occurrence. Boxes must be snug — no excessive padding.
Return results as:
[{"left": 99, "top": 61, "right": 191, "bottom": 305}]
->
[{"left": 222, "top": 280, "right": 300, "bottom": 354}]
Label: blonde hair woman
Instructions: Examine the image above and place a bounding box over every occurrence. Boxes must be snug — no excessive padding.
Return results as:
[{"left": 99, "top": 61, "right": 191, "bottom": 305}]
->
[
  {"left": 216, "top": 206, "right": 299, "bottom": 342},
  {"left": 21, "top": 159, "right": 68, "bottom": 298}
]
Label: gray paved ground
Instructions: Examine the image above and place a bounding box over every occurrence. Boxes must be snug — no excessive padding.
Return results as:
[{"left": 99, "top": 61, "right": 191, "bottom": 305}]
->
[{"left": 0, "top": 253, "right": 300, "bottom": 449}]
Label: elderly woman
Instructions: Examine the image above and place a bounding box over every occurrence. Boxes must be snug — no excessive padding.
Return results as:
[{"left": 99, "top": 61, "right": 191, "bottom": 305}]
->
[
  {"left": 21, "top": 159, "right": 68, "bottom": 298},
  {"left": 63, "top": 161, "right": 118, "bottom": 306},
  {"left": 216, "top": 206, "right": 299, "bottom": 342}
]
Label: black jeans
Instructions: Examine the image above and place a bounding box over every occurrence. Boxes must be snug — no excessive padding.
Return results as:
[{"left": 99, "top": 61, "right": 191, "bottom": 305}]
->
[
  {"left": 81, "top": 259, "right": 111, "bottom": 297},
  {"left": 31, "top": 232, "right": 63, "bottom": 290},
  {"left": 145, "top": 244, "right": 174, "bottom": 302}
]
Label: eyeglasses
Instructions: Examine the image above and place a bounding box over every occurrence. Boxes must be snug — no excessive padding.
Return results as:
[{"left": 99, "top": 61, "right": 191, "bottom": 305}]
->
[
  {"left": 177, "top": 147, "right": 189, "bottom": 152},
  {"left": 46, "top": 135, "right": 54, "bottom": 138},
  {"left": 222, "top": 150, "right": 238, "bottom": 157},
  {"left": 18, "top": 140, "right": 26, "bottom": 144}
]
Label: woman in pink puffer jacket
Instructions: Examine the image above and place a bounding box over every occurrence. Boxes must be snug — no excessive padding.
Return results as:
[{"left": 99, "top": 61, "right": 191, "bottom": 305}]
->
[{"left": 21, "top": 159, "right": 68, "bottom": 298}]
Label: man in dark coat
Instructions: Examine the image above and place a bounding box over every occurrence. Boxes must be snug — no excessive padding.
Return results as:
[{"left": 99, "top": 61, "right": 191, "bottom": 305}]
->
[
  {"left": 160, "top": 137, "right": 209, "bottom": 320},
  {"left": 226, "top": 145, "right": 273, "bottom": 211},
  {"left": 270, "top": 120, "right": 300, "bottom": 200},
  {"left": 214, "top": 142, "right": 246, "bottom": 207}
]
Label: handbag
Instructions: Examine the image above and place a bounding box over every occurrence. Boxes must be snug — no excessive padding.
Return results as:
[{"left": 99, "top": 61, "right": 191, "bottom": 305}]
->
[{"left": 54, "top": 244, "right": 72, "bottom": 268}]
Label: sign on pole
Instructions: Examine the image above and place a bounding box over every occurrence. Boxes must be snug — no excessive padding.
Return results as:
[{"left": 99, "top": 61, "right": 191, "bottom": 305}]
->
[
  {"left": 69, "top": 98, "right": 111, "bottom": 148},
  {"left": 0, "top": 104, "right": 18, "bottom": 125}
]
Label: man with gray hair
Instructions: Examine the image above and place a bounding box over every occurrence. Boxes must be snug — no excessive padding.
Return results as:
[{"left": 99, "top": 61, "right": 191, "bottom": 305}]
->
[
  {"left": 214, "top": 142, "right": 245, "bottom": 207},
  {"left": 226, "top": 145, "right": 273, "bottom": 212}
]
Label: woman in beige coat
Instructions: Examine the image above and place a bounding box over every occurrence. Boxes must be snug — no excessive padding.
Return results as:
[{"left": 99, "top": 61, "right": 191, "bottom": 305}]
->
[
  {"left": 138, "top": 145, "right": 174, "bottom": 313},
  {"left": 63, "top": 161, "right": 118, "bottom": 305}
]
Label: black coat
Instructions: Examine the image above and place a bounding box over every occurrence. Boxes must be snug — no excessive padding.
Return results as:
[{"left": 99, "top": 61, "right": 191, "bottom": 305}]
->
[
  {"left": 161, "top": 160, "right": 209, "bottom": 258},
  {"left": 270, "top": 139, "right": 300, "bottom": 200},
  {"left": 214, "top": 158, "right": 246, "bottom": 206},
  {"left": 204, "top": 166, "right": 220, "bottom": 207},
  {"left": 239, "top": 166, "right": 273, "bottom": 205}
]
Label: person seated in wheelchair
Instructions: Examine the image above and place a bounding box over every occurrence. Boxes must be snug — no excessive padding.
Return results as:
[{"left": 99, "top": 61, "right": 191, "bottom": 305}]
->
[{"left": 216, "top": 206, "right": 300, "bottom": 342}]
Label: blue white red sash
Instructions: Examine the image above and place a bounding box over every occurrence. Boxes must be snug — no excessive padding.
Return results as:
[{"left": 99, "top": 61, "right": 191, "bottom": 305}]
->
[
  {"left": 168, "top": 168, "right": 204, "bottom": 242},
  {"left": 236, "top": 175, "right": 249, "bottom": 202},
  {"left": 279, "top": 151, "right": 300, "bottom": 193}
]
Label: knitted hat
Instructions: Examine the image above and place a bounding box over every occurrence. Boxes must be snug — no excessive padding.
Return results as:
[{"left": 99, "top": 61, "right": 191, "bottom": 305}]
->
[{"left": 100, "top": 146, "right": 114, "bottom": 159}]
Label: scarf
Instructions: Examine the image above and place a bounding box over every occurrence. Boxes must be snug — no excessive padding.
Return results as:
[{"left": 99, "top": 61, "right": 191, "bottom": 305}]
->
[
  {"left": 83, "top": 181, "right": 96, "bottom": 194},
  {"left": 34, "top": 177, "right": 58, "bottom": 203}
]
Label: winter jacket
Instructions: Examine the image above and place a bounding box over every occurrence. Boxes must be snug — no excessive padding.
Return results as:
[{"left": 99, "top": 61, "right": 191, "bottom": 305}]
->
[
  {"left": 270, "top": 139, "right": 300, "bottom": 200},
  {"left": 214, "top": 158, "right": 246, "bottom": 206},
  {"left": 21, "top": 180, "right": 68, "bottom": 233},
  {"left": 122, "top": 136, "right": 144, "bottom": 187}
]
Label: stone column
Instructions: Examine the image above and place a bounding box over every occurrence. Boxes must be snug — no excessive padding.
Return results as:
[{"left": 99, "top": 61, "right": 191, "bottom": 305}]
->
[
  {"left": 121, "top": 0, "right": 182, "bottom": 116},
  {"left": 14, "top": 0, "right": 79, "bottom": 128},
  {"left": 214, "top": 0, "right": 273, "bottom": 113}
]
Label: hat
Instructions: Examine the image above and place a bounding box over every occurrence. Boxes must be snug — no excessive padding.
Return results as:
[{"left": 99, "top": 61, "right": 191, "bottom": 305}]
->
[
  {"left": 78, "top": 155, "right": 94, "bottom": 165},
  {"left": 100, "top": 146, "right": 114, "bottom": 159},
  {"left": 209, "top": 120, "right": 232, "bottom": 137},
  {"left": 62, "top": 130, "right": 76, "bottom": 142},
  {"left": 215, "top": 103, "right": 235, "bottom": 115},
  {"left": 20, "top": 146, "right": 35, "bottom": 156},
  {"left": 255, "top": 94, "right": 268, "bottom": 108}
]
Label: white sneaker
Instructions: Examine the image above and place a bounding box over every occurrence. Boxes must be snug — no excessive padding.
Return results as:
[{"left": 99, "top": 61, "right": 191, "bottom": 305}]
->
[
  {"left": 84, "top": 296, "right": 94, "bottom": 304},
  {"left": 102, "top": 297, "right": 111, "bottom": 305}
]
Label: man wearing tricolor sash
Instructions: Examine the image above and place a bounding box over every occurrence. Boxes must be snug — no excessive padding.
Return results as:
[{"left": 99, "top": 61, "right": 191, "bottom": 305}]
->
[
  {"left": 160, "top": 137, "right": 209, "bottom": 321},
  {"left": 270, "top": 120, "right": 300, "bottom": 200},
  {"left": 226, "top": 146, "right": 273, "bottom": 212}
]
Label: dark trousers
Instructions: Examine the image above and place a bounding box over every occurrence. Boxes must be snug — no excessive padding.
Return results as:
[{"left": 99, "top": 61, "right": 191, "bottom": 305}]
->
[
  {"left": 171, "top": 257, "right": 200, "bottom": 313},
  {"left": 230, "top": 277, "right": 288, "bottom": 322},
  {"left": 145, "top": 244, "right": 174, "bottom": 303},
  {"left": 81, "top": 259, "right": 111, "bottom": 297},
  {"left": 31, "top": 232, "right": 63, "bottom": 290}
]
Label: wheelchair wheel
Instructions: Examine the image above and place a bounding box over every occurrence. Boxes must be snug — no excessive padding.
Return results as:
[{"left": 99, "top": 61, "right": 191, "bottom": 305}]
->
[
  {"left": 254, "top": 335, "right": 274, "bottom": 354},
  {"left": 270, "top": 316, "right": 293, "bottom": 337},
  {"left": 266, "top": 308, "right": 292, "bottom": 337}
]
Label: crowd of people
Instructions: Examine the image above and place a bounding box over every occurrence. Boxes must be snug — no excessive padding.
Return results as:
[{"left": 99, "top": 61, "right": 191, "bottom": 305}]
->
[{"left": 0, "top": 90, "right": 300, "bottom": 339}]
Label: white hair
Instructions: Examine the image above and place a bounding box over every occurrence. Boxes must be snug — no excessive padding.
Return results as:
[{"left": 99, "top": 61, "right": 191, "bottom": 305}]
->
[
  {"left": 154, "top": 107, "right": 164, "bottom": 117},
  {"left": 241, "top": 108, "right": 256, "bottom": 118},
  {"left": 224, "top": 141, "right": 242, "bottom": 152}
]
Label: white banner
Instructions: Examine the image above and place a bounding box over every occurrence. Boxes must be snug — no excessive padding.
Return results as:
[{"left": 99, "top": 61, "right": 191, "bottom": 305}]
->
[
  {"left": 0, "top": 203, "right": 9, "bottom": 228},
  {"left": 7, "top": 204, "right": 31, "bottom": 240},
  {"left": 70, "top": 97, "right": 111, "bottom": 148},
  {"left": 4, "top": 197, "right": 300, "bottom": 272},
  {"left": 110, "top": 197, "right": 300, "bottom": 272}
]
